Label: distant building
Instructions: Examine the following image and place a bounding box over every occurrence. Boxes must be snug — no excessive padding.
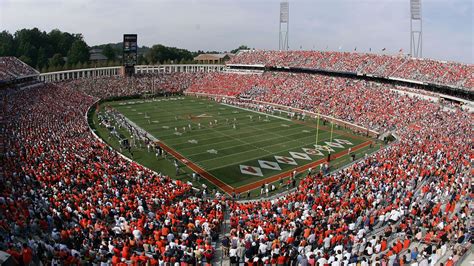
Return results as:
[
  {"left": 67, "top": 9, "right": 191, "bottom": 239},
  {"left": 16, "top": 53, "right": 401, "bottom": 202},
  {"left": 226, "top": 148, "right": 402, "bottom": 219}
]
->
[
  {"left": 89, "top": 48, "right": 108, "bottom": 62},
  {"left": 193, "top": 53, "right": 233, "bottom": 64}
]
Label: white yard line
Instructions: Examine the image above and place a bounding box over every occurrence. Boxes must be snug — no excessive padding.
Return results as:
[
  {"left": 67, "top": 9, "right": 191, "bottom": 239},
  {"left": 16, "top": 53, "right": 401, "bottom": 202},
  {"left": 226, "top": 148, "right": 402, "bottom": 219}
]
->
[
  {"left": 187, "top": 134, "right": 325, "bottom": 160},
  {"left": 220, "top": 102, "right": 324, "bottom": 147},
  {"left": 154, "top": 103, "right": 276, "bottom": 155},
  {"left": 220, "top": 103, "right": 292, "bottom": 122},
  {"left": 167, "top": 124, "right": 312, "bottom": 149},
  {"left": 203, "top": 133, "right": 340, "bottom": 171},
  {"left": 183, "top": 130, "right": 331, "bottom": 157},
  {"left": 118, "top": 98, "right": 355, "bottom": 176},
  {"left": 122, "top": 116, "right": 159, "bottom": 142},
  {"left": 157, "top": 119, "right": 295, "bottom": 140}
]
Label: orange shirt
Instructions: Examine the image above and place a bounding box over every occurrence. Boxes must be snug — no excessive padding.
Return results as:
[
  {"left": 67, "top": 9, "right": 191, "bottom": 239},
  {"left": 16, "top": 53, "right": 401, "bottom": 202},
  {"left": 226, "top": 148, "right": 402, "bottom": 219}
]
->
[
  {"left": 277, "top": 256, "right": 286, "bottom": 264},
  {"left": 403, "top": 239, "right": 410, "bottom": 249},
  {"left": 121, "top": 246, "right": 130, "bottom": 260},
  {"left": 22, "top": 248, "right": 33, "bottom": 265},
  {"left": 112, "top": 255, "right": 121, "bottom": 265},
  {"left": 395, "top": 241, "right": 403, "bottom": 253},
  {"left": 161, "top": 227, "right": 169, "bottom": 236}
]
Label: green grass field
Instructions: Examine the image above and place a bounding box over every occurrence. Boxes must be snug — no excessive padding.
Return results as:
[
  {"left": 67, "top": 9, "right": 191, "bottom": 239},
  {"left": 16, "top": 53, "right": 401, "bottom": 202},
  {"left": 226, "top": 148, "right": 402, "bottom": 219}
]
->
[{"left": 97, "top": 96, "right": 375, "bottom": 193}]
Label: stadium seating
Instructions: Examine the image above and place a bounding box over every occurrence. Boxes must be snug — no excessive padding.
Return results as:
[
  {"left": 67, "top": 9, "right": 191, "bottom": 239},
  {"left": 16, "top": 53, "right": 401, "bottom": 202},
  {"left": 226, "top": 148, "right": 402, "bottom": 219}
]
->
[
  {"left": 188, "top": 71, "right": 473, "bottom": 265},
  {"left": 1, "top": 56, "right": 472, "bottom": 265},
  {"left": 60, "top": 72, "right": 204, "bottom": 98},
  {"left": 1, "top": 83, "right": 224, "bottom": 265},
  {"left": 0, "top": 57, "right": 39, "bottom": 82},
  {"left": 228, "top": 50, "right": 474, "bottom": 90}
]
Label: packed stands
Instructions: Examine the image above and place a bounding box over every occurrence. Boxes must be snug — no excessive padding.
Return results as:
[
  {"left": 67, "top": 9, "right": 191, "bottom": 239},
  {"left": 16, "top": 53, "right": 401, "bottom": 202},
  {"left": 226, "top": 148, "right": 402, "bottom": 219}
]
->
[
  {"left": 187, "top": 72, "right": 265, "bottom": 97},
  {"left": 391, "top": 59, "right": 472, "bottom": 87},
  {"left": 0, "top": 57, "right": 39, "bottom": 82},
  {"left": 60, "top": 72, "right": 204, "bottom": 98},
  {"left": 188, "top": 71, "right": 473, "bottom": 265},
  {"left": 1, "top": 83, "right": 224, "bottom": 265},
  {"left": 188, "top": 72, "right": 432, "bottom": 132},
  {"left": 227, "top": 50, "right": 474, "bottom": 90},
  {"left": 0, "top": 54, "right": 472, "bottom": 265}
]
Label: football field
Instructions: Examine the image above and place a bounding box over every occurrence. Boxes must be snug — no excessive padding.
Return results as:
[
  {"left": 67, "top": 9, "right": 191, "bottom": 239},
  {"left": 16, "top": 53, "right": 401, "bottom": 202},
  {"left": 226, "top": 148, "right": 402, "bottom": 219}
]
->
[{"left": 106, "top": 96, "right": 374, "bottom": 194}]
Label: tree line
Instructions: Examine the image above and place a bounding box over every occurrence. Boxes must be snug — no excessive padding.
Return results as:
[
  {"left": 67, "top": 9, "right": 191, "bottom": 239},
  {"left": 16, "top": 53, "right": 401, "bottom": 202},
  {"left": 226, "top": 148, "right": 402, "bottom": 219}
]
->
[
  {"left": 0, "top": 28, "right": 90, "bottom": 73},
  {"left": 0, "top": 28, "right": 250, "bottom": 73}
]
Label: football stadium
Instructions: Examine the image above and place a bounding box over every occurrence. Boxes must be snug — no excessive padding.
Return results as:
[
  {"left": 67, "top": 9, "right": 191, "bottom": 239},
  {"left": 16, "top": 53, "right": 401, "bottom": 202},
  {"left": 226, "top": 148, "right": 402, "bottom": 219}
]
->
[{"left": 0, "top": 1, "right": 473, "bottom": 265}]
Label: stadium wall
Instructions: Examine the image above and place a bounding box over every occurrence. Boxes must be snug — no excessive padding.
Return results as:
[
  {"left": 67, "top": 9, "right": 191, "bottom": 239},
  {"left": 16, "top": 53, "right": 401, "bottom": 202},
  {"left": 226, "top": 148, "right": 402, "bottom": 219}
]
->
[{"left": 39, "top": 64, "right": 225, "bottom": 82}]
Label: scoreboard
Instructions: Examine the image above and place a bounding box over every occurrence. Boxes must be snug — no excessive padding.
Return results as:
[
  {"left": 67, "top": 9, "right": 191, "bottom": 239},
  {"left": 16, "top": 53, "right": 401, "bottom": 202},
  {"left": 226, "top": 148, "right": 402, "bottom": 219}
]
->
[
  {"left": 123, "top": 34, "right": 137, "bottom": 66},
  {"left": 123, "top": 34, "right": 137, "bottom": 76}
]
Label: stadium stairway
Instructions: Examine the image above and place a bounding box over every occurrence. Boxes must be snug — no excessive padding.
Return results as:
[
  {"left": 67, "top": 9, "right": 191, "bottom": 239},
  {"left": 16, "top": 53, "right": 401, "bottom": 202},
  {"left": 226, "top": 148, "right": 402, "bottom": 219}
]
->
[{"left": 213, "top": 208, "right": 231, "bottom": 265}]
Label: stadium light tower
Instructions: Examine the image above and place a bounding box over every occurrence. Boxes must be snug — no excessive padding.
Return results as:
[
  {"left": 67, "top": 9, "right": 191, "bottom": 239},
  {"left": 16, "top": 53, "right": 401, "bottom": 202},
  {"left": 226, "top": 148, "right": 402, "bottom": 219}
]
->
[
  {"left": 410, "top": 0, "right": 422, "bottom": 57},
  {"left": 279, "top": 1, "right": 289, "bottom": 51}
]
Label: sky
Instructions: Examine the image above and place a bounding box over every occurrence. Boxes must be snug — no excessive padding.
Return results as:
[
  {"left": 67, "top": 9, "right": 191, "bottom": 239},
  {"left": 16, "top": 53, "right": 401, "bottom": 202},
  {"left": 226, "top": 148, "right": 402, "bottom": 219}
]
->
[{"left": 0, "top": 0, "right": 472, "bottom": 63}]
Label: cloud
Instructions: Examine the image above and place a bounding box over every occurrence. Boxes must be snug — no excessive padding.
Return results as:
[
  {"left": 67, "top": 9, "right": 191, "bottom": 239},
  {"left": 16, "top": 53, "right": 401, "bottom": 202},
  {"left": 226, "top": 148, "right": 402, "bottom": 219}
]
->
[{"left": 0, "top": 0, "right": 472, "bottom": 63}]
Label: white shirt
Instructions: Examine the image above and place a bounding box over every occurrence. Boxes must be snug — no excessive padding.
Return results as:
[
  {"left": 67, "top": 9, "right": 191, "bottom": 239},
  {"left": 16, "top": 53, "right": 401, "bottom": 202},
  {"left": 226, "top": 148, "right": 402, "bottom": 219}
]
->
[
  {"left": 317, "top": 257, "right": 327, "bottom": 265},
  {"left": 374, "top": 243, "right": 381, "bottom": 253},
  {"left": 418, "top": 258, "right": 429, "bottom": 266},
  {"left": 132, "top": 229, "right": 142, "bottom": 239},
  {"left": 229, "top": 248, "right": 237, "bottom": 257},
  {"left": 390, "top": 210, "right": 400, "bottom": 221},
  {"left": 349, "top": 223, "right": 355, "bottom": 231},
  {"left": 366, "top": 246, "right": 373, "bottom": 255},
  {"left": 259, "top": 243, "right": 267, "bottom": 254}
]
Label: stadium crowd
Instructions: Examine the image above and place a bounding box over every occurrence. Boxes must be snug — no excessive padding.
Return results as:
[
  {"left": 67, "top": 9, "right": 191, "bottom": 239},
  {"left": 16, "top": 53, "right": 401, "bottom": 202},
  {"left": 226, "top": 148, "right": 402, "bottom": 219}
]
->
[
  {"left": 189, "top": 71, "right": 472, "bottom": 265},
  {"left": 60, "top": 73, "right": 204, "bottom": 98},
  {"left": 1, "top": 55, "right": 472, "bottom": 266},
  {"left": 1, "top": 84, "right": 225, "bottom": 265},
  {"left": 0, "top": 57, "right": 39, "bottom": 82},
  {"left": 188, "top": 72, "right": 427, "bottom": 132},
  {"left": 227, "top": 50, "right": 473, "bottom": 90}
]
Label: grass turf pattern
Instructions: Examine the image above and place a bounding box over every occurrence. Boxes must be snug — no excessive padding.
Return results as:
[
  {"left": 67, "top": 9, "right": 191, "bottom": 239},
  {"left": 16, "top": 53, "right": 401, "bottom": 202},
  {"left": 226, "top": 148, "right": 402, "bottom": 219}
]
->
[{"left": 106, "top": 96, "right": 371, "bottom": 190}]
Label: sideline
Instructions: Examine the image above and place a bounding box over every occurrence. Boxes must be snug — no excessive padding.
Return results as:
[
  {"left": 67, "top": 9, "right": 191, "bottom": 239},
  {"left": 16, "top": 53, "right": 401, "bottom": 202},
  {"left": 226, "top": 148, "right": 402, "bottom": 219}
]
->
[
  {"left": 85, "top": 101, "right": 188, "bottom": 190},
  {"left": 233, "top": 140, "right": 373, "bottom": 193}
]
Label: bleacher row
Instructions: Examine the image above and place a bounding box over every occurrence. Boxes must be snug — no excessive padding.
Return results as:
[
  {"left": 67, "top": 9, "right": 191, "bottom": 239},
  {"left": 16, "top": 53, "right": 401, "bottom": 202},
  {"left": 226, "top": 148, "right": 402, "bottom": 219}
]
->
[
  {"left": 0, "top": 57, "right": 39, "bottom": 82},
  {"left": 187, "top": 71, "right": 472, "bottom": 265},
  {"left": 1, "top": 83, "right": 224, "bottom": 265},
  {"left": 60, "top": 73, "right": 205, "bottom": 99},
  {"left": 0, "top": 55, "right": 472, "bottom": 266},
  {"left": 227, "top": 50, "right": 474, "bottom": 90}
]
